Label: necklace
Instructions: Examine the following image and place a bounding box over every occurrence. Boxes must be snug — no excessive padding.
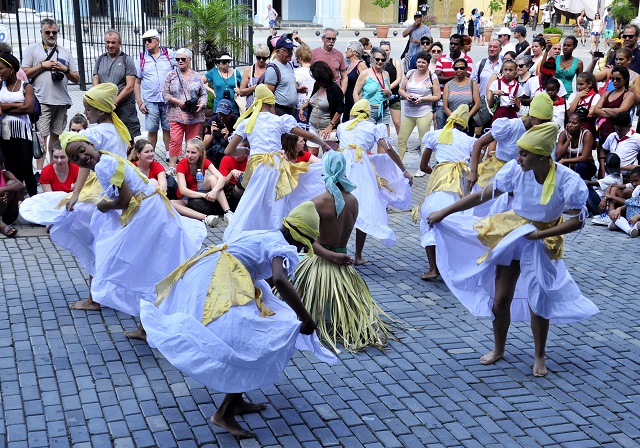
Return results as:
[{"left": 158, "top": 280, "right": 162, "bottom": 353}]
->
[{"left": 8, "top": 78, "right": 19, "bottom": 92}]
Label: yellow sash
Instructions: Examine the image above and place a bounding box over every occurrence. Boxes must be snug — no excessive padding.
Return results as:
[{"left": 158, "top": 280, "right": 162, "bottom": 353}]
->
[
  {"left": 56, "top": 173, "right": 106, "bottom": 209},
  {"left": 476, "top": 154, "right": 507, "bottom": 189},
  {"left": 241, "top": 153, "right": 310, "bottom": 200},
  {"left": 425, "top": 161, "right": 469, "bottom": 197},
  {"left": 474, "top": 209, "right": 563, "bottom": 265},
  {"left": 118, "top": 188, "right": 175, "bottom": 226},
  {"left": 155, "top": 244, "right": 274, "bottom": 325}
]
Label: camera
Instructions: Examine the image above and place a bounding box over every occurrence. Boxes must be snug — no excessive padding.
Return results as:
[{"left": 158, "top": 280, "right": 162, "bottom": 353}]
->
[
  {"left": 183, "top": 100, "right": 197, "bottom": 113},
  {"left": 223, "top": 89, "right": 231, "bottom": 100},
  {"left": 593, "top": 51, "right": 604, "bottom": 58},
  {"left": 51, "top": 70, "right": 64, "bottom": 81}
]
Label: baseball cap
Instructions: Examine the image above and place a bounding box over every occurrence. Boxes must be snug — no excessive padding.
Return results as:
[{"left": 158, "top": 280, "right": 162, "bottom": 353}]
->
[
  {"left": 276, "top": 35, "right": 294, "bottom": 49},
  {"left": 414, "top": 11, "right": 423, "bottom": 17},
  {"left": 141, "top": 29, "right": 160, "bottom": 40},
  {"left": 216, "top": 99, "right": 233, "bottom": 114},
  {"left": 497, "top": 27, "right": 512, "bottom": 37},
  {"left": 514, "top": 25, "right": 527, "bottom": 36}
]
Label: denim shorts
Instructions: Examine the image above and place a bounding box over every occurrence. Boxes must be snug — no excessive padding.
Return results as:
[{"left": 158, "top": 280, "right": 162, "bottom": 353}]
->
[
  {"left": 145, "top": 101, "right": 170, "bottom": 132},
  {"left": 269, "top": 20, "right": 275, "bottom": 28},
  {"left": 367, "top": 104, "right": 390, "bottom": 125}
]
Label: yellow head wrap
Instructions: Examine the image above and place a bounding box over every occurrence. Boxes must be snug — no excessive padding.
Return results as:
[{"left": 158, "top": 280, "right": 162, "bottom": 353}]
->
[
  {"left": 346, "top": 99, "right": 371, "bottom": 130},
  {"left": 282, "top": 201, "right": 320, "bottom": 256},
  {"left": 438, "top": 104, "right": 469, "bottom": 145},
  {"left": 529, "top": 92, "right": 553, "bottom": 121},
  {"left": 83, "top": 83, "right": 131, "bottom": 145},
  {"left": 516, "top": 122, "right": 559, "bottom": 205},
  {"left": 59, "top": 131, "right": 92, "bottom": 156},
  {"left": 234, "top": 84, "right": 276, "bottom": 134}
]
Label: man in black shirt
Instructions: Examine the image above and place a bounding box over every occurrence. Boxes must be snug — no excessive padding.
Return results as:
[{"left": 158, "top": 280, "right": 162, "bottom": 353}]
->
[
  {"left": 203, "top": 99, "right": 238, "bottom": 167},
  {"left": 514, "top": 25, "right": 530, "bottom": 56}
]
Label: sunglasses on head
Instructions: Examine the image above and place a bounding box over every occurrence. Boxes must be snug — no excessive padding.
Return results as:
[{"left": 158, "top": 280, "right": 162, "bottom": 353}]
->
[
  {"left": 256, "top": 56, "right": 268, "bottom": 61},
  {"left": 44, "top": 30, "right": 58, "bottom": 35}
]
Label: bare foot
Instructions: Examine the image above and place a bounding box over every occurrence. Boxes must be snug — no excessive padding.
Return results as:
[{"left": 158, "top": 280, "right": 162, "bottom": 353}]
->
[
  {"left": 124, "top": 328, "right": 147, "bottom": 341},
  {"left": 533, "top": 357, "right": 548, "bottom": 377},
  {"left": 420, "top": 271, "right": 439, "bottom": 281},
  {"left": 354, "top": 257, "right": 369, "bottom": 266},
  {"left": 210, "top": 414, "right": 255, "bottom": 439},
  {"left": 479, "top": 349, "right": 504, "bottom": 365},
  {"left": 70, "top": 299, "right": 101, "bottom": 311},
  {"left": 234, "top": 399, "right": 268, "bottom": 415}
]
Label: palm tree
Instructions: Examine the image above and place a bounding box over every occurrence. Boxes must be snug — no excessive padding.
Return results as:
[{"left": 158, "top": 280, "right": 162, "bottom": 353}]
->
[{"left": 165, "top": 0, "right": 253, "bottom": 70}]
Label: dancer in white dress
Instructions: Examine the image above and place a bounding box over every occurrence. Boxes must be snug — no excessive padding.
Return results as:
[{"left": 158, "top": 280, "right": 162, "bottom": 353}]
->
[
  {"left": 223, "top": 85, "right": 332, "bottom": 241},
  {"left": 466, "top": 93, "right": 553, "bottom": 216},
  {"left": 140, "top": 201, "right": 337, "bottom": 438},
  {"left": 336, "top": 99, "right": 413, "bottom": 265},
  {"left": 415, "top": 105, "right": 475, "bottom": 280},
  {"left": 427, "top": 122, "right": 599, "bottom": 377},
  {"left": 61, "top": 132, "right": 205, "bottom": 339}
]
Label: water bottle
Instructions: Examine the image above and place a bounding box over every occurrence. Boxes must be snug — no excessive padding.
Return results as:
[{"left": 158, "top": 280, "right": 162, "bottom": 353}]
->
[{"left": 196, "top": 169, "right": 204, "bottom": 192}]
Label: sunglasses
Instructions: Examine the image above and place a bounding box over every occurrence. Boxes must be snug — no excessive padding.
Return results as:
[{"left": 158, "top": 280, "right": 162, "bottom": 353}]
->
[
  {"left": 454, "top": 66, "right": 466, "bottom": 71},
  {"left": 176, "top": 57, "right": 188, "bottom": 62},
  {"left": 421, "top": 41, "right": 430, "bottom": 45},
  {"left": 324, "top": 37, "right": 336, "bottom": 41},
  {"left": 431, "top": 49, "right": 442, "bottom": 53},
  {"left": 256, "top": 56, "right": 268, "bottom": 61},
  {"left": 219, "top": 60, "right": 230, "bottom": 64},
  {"left": 374, "top": 57, "right": 385, "bottom": 62},
  {"left": 516, "top": 64, "right": 526, "bottom": 68},
  {"left": 143, "top": 38, "right": 154, "bottom": 43},
  {"left": 44, "top": 30, "right": 58, "bottom": 35},
  {"left": 622, "top": 34, "right": 637, "bottom": 39},
  {"left": 612, "top": 77, "right": 625, "bottom": 81}
]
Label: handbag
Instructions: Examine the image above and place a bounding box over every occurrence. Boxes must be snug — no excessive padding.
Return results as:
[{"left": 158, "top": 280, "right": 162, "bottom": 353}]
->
[
  {"left": 32, "top": 125, "right": 45, "bottom": 159},
  {"left": 233, "top": 70, "right": 246, "bottom": 114}
]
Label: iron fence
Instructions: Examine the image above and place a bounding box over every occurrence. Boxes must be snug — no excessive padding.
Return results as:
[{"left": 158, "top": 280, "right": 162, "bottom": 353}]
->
[{"left": 0, "top": 0, "right": 253, "bottom": 89}]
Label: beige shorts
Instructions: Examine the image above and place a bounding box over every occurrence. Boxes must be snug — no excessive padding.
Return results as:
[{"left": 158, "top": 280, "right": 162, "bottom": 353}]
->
[{"left": 37, "top": 104, "right": 70, "bottom": 137}]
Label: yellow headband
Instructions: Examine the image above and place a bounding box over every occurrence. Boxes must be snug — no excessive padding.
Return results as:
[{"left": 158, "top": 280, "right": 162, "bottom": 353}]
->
[
  {"left": 516, "top": 122, "right": 559, "bottom": 204},
  {"left": 0, "top": 57, "right": 14, "bottom": 70},
  {"left": 346, "top": 99, "right": 371, "bottom": 130},
  {"left": 438, "top": 104, "right": 469, "bottom": 145},
  {"left": 282, "top": 201, "right": 320, "bottom": 256},
  {"left": 59, "top": 131, "right": 92, "bottom": 156},
  {"left": 234, "top": 84, "right": 276, "bottom": 134},
  {"left": 84, "top": 83, "right": 131, "bottom": 145}
]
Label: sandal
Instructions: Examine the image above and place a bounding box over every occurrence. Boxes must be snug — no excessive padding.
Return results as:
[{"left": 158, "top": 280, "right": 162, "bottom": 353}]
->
[{"left": 1, "top": 224, "right": 17, "bottom": 238}]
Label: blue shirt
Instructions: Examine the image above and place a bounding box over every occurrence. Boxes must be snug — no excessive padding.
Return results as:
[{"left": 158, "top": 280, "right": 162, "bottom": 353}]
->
[
  {"left": 136, "top": 48, "right": 176, "bottom": 103},
  {"left": 405, "top": 24, "right": 432, "bottom": 58},
  {"left": 604, "top": 15, "right": 614, "bottom": 30}
]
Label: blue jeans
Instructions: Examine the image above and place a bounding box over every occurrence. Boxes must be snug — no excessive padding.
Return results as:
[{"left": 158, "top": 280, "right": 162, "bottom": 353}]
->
[
  {"left": 457, "top": 24, "right": 465, "bottom": 35},
  {"left": 435, "top": 104, "right": 446, "bottom": 130},
  {"left": 144, "top": 101, "right": 170, "bottom": 132}
]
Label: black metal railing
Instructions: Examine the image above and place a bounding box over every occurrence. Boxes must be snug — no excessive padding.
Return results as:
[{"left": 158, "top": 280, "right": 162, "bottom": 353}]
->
[{"left": 0, "top": 0, "right": 253, "bottom": 89}]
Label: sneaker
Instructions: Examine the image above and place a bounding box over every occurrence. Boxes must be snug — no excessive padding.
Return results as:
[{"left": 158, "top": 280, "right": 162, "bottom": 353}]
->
[
  {"left": 34, "top": 171, "right": 41, "bottom": 184},
  {"left": 204, "top": 215, "right": 220, "bottom": 227},
  {"left": 166, "top": 167, "right": 177, "bottom": 177},
  {"left": 629, "top": 228, "right": 639, "bottom": 238},
  {"left": 591, "top": 214, "right": 612, "bottom": 226},
  {"left": 224, "top": 210, "right": 234, "bottom": 222},
  {"left": 608, "top": 222, "right": 619, "bottom": 231},
  {"left": 414, "top": 169, "right": 426, "bottom": 178}
]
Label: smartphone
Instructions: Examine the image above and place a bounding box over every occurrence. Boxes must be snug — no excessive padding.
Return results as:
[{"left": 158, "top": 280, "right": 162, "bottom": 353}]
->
[{"left": 593, "top": 51, "right": 604, "bottom": 58}]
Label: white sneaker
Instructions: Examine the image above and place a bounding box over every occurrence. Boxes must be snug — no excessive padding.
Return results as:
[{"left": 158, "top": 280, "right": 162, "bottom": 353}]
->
[
  {"left": 166, "top": 167, "right": 177, "bottom": 177},
  {"left": 414, "top": 170, "right": 426, "bottom": 178},
  {"left": 629, "top": 228, "right": 639, "bottom": 238},
  {"left": 591, "top": 214, "right": 612, "bottom": 226},
  {"left": 224, "top": 210, "right": 234, "bottom": 222},
  {"left": 204, "top": 215, "right": 220, "bottom": 227},
  {"left": 608, "top": 222, "right": 619, "bottom": 231}
]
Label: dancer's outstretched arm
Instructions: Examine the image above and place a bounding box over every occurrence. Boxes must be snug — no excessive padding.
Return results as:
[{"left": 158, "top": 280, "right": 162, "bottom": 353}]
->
[{"left": 427, "top": 182, "right": 503, "bottom": 225}]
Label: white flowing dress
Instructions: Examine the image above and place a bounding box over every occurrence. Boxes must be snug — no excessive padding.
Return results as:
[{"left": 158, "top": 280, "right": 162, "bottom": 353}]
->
[
  {"left": 336, "top": 120, "right": 410, "bottom": 246},
  {"left": 224, "top": 113, "right": 324, "bottom": 240},
  {"left": 419, "top": 129, "right": 475, "bottom": 247},
  {"left": 140, "top": 230, "right": 338, "bottom": 393},
  {"left": 434, "top": 160, "right": 599, "bottom": 323}
]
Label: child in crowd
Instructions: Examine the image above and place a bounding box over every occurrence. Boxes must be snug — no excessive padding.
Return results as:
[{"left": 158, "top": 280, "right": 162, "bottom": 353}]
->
[
  {"left": 170, "top": 137, "right": 233, "bottom": 226},
  {"left": 609, "top": 166, "right": 640, "bottom": 237},
  {"left": 587, "top": 153, "right": 623, "bottom": 216},
  {"left": 545, "top": 78, "right": 566, "bottom": 130},
  {"left": 566, "top": 72, "right": 599, "bottom": 136},
  {"left": 488, "top": 59, "right": 522, "bottom": 121},
  {"left": 68, "top": 114, "right": 89, "bottom": 132},
  {"left": 593, "top": 163, "right": 640, "bottom": 225}
]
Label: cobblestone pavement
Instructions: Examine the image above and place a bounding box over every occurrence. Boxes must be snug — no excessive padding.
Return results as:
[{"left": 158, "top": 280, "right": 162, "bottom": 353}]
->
[{"left": 2, "top": 29, "right": 639, "bottom": 448}]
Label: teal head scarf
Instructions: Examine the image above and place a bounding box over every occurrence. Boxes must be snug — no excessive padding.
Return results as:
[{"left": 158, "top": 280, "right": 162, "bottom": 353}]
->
[{"left": 323, "top": 151, "right": 357, "bottom": 216}]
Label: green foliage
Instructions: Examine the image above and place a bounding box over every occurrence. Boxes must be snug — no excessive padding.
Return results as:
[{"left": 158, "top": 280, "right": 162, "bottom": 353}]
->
[
  {"left": 610, "top": 0, "right": 637, "bottom": 28},
  {"left": 165, "top": 0, "right": 252, "bottom": 71},
  {"left": 488, "top": 0, "right": 505, "bottom": 14},
  {"left": 543, "top": 26, "right": 564, "bottom": 36},
  {"left": 372, "top": 0, "right": 394, "bottom": 23}
]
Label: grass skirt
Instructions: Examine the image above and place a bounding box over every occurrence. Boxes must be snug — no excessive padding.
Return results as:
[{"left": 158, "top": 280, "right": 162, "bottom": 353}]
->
[{"left": 292, "top": 255, "right": 392, "bottom": 353}]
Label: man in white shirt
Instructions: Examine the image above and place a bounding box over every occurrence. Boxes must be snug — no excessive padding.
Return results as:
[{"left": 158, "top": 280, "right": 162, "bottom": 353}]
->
[
  {"left": 602, "top": 112, "right": 640, "bottom": 175},
  {"left": 497, "top": 28, "right": 515, "bottom": 58},
  {"left": 457, "top": 8, "right": 466, "bottom": 35},
  {"left": 473, "top": 40, "right": 502, "bottom": 133}
]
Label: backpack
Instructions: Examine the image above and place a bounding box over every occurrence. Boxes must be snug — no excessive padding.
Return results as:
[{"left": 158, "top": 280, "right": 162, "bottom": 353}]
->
[
  {"left": 255, "top": 62, "right": 282, "bottom": 86},
  {"left": 139, "top": 47, "right": 172, "bottom": 73},
  {"left": 22, "top": 82, "right": 41, "bottom": 124}
]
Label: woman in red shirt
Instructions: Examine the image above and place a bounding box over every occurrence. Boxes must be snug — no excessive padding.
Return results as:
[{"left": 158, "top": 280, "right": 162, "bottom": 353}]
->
[
  {"left": 40, "top": 145, "right": 80, "bottom": 193},
  {"left": 130, "top": 139, "right": 168, "bottom": 193},
  {"left": 170, "top": 137, "right": 232, "bottom": 226},
  {"left": 282, "top": 133, "right": 321, "bottom": 164}
]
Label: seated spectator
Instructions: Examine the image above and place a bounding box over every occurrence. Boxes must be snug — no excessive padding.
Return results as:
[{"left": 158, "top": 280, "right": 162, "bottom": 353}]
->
[
  {"left": 0, "top": 153, "right": 22, "bottom": 237},
  {"left": 545, "top": 78, "right": 567, "bottom": 130},
  {"left": 169, "top": 137, "right": 232, "bottom": 226},
  {"left": 609, "top": 166, "right": 640, "bottom": 237},
  {"left": 586, "top": 153, "right": 624, "bottom": 216},
  {"left": 129, "top": 138, "right": 170, "bottom": 195},
  {"left": 600, "top": 112, "right": 640, "bottom": 177},
  {"left": 556, "top": 112, "right": 596, "bottom": 180},
  {"left": 593, "top": 164, "right": 640, "bottom": 226},
  {"left": 40, "top": 143, "right": 80, "bottom": 193},
  {"left": 203, "top": 99, "right": 238, "bottom": 168},
  {"left": 566, "top": 72, "right": 599, "bottom": 137},
  {"left": 217, "top": 139, "right": 249, "bottom": 212},
  {"left": 281, "top": 133, "right": 321, "bottom": 163},
  {"left": 68, "top": 114, "right": 89, "bottom": 132}
]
